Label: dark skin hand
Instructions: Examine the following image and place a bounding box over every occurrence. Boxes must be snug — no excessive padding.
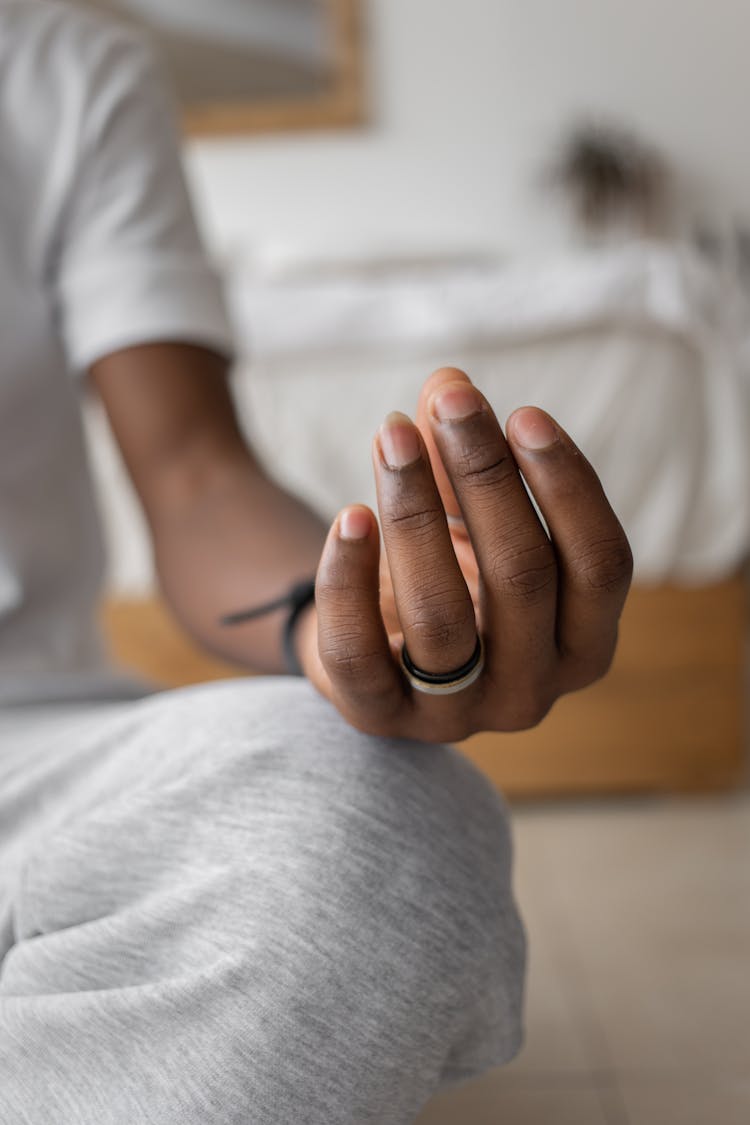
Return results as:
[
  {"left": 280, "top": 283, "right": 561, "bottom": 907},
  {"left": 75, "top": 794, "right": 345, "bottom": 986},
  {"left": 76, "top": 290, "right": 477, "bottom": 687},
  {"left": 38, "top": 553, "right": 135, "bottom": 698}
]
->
[
  {"left": 92, "top": 347, "right": 632, "bottom": 743},
  {"left": 304, "top": 367, "right": 633, "bottom": 742}
]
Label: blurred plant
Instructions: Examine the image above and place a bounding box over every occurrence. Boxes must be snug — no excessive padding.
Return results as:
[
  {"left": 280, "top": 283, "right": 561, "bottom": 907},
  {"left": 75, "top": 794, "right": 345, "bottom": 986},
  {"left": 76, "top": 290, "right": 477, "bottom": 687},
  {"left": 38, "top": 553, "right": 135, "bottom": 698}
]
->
[{"left": 548, "top": 122, "right": 675, "bottom": 240}]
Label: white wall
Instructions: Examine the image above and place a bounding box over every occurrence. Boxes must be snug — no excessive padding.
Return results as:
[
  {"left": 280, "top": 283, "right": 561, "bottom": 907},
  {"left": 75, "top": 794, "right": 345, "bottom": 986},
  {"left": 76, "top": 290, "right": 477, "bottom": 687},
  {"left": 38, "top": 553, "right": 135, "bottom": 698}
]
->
[{"left": 185, "top": 0, "right": 750, "bottom": 262}]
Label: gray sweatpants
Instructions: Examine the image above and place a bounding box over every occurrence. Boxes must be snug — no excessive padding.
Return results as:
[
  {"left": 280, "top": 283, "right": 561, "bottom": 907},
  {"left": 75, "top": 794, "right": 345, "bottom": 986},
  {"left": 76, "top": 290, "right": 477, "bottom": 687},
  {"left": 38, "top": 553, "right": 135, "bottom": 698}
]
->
[{"left": 0, "top": 677, "right": 525, "bottom": 1125}]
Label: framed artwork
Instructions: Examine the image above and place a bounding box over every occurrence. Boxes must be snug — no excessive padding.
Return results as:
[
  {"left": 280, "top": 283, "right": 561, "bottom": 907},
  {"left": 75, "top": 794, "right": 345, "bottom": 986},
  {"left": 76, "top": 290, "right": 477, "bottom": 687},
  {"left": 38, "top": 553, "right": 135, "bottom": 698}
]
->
[{"left": 72, "top": 0, "right": 366, "bottom": 135}]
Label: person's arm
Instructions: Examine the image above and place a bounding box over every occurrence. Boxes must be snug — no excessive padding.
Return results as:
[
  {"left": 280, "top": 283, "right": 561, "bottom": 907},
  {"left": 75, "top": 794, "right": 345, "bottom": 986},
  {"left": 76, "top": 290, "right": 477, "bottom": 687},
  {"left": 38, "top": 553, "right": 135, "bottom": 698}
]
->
[
  {"left": 90, "top": 343, "right": 326, "bottom": 673},
  {"left": 93, "top": 346, "right": 633, "bottom": 741},
  {"left": 53, "top": 27, "right": 322, "bottom": 674}
]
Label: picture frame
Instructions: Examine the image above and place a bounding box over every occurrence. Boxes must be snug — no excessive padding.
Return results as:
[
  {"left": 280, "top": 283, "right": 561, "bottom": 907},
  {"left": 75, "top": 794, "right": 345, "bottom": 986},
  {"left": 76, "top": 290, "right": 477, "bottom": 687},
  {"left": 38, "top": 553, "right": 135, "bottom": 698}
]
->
[{"left": 74, "top": 0, "right": 366, "bottom": 136}]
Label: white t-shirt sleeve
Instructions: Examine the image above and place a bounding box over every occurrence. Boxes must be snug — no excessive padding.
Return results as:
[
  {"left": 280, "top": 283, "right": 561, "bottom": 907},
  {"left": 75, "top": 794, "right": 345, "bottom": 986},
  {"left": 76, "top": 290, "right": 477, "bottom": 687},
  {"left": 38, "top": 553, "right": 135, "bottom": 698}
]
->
[{"left": 54, "top": 29, "right": 233, "bottom": 373}]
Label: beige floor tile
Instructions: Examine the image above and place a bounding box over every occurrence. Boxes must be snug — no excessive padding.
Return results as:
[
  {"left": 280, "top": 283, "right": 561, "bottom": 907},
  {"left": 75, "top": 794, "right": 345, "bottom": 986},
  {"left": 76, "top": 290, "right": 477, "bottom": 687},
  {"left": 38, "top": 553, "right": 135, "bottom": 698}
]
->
[
  {"left": 514, "top": 796, "right": 750, "bottom": 1074},
  {"left": 502, "top": 887, "right": 605, "bottom": 1076},
  {"left": 509, "top": 810, "right": 622, "bottom": 1075},
  {"left": 574, "top": 943, "right": 749, "bottom": 1073},
  {"left": 617, "top": 1074, "right": 750, "bottom": 1125},
  {"left": 415, "top": 1075, "right": 614, "bottom": 1125},
  {"left": 512, "top": 796, "right": 750, "bottom": 921},
  {"left": 506, "top": 935, "right": 593, "bottom": 1075}
]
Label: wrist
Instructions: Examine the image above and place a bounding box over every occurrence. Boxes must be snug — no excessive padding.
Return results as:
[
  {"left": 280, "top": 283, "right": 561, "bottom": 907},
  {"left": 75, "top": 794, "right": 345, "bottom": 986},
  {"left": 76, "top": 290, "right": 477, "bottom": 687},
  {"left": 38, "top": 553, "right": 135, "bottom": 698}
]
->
[{"left": 218, "top": 576, "right": 317, "bottom": 677}]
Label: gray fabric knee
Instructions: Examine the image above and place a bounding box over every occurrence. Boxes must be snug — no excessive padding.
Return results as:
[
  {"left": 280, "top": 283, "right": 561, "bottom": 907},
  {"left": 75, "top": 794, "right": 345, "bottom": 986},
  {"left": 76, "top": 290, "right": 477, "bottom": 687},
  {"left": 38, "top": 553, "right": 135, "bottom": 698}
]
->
[{"left": 3, "top": 676, "right": 525, "bottom": 1124}]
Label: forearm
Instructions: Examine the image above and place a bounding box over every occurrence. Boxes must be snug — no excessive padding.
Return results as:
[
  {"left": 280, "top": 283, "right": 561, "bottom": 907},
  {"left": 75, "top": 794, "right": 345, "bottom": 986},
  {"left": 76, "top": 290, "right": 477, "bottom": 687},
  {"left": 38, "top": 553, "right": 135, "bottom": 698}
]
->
[
  {"left": 90, "top": 343, "right": 327, "bottom": 673},
  {"left": 151, "top": 452, "right": 327, "bottom": 672}
]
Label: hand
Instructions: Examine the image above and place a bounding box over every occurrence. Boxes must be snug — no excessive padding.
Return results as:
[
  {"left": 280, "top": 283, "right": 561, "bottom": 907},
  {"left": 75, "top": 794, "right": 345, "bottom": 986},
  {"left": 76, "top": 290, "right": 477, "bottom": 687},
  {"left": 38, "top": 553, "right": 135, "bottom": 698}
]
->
[{"left": 300, "top": 368, "right": 633, "bottom": 743}]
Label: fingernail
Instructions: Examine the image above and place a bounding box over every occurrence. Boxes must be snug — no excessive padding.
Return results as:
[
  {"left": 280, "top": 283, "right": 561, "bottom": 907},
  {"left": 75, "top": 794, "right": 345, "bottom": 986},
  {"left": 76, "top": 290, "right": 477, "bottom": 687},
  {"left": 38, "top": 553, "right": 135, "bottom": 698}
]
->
[
  {"left": 379, "top": 412, "right": 421, "bottom": 468},
  {"left": 510, "top": 407, "right": 559, "bottom": 451},
  {"left": 339, "top": 506, "right": 371, "bottom": 540},
  {"left": 430, "top": 383, "right": 483, "bottom": 422}
]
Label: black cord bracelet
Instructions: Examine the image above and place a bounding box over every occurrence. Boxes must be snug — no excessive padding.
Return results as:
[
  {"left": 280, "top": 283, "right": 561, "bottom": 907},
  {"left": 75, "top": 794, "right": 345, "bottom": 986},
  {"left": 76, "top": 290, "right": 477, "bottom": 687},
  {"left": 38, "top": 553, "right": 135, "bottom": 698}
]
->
[{"left": 219, "top": 578, "right": 316, "bottom": 676}]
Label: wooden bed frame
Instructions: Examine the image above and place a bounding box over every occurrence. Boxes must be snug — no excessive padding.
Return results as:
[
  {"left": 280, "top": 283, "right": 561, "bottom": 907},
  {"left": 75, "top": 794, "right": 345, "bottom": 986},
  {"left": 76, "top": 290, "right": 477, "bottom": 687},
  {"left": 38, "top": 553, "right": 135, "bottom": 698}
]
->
[{"left": 101, "top": 573, "right": 748, "bottom": 797}]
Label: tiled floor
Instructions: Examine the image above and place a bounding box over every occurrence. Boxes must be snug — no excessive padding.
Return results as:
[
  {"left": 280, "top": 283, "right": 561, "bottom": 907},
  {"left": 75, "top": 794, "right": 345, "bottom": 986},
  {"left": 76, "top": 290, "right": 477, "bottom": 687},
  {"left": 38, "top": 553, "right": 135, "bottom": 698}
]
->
[{"left": 416, "top": 793, "right": 750, "bottom": 1125}]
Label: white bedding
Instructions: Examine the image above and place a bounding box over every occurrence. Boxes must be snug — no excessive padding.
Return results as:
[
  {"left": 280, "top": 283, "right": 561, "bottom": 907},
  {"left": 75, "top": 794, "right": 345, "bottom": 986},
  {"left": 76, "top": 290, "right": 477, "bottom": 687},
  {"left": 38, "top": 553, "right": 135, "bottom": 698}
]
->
[{"left": 85, "top": 242, "right": 750, "bottom": 593}]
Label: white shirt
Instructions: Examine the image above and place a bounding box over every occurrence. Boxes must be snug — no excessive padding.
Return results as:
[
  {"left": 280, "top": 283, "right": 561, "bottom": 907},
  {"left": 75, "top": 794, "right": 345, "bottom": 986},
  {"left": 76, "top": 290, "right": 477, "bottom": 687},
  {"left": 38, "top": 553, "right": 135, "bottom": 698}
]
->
[{"left": 0, "top": 0, "right": 232, "bottom": 703}]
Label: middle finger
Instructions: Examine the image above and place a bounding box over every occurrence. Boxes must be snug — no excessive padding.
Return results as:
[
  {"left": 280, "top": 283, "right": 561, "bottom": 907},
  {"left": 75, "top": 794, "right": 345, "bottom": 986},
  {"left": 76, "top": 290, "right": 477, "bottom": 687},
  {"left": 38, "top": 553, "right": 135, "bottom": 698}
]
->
[{"left": 426, "top": 380, "right": 559, "bottom": 695}]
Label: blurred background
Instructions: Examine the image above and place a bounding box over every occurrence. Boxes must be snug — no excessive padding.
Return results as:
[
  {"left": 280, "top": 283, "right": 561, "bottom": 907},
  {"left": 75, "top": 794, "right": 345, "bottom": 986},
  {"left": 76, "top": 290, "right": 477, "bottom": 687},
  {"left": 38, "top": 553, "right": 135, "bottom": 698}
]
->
[
  {"left": 92, "top": 0, "right": 333, "bottom": 102},
  {"left": 79, "top": 2, "right": 749, "bottom": 1122}
]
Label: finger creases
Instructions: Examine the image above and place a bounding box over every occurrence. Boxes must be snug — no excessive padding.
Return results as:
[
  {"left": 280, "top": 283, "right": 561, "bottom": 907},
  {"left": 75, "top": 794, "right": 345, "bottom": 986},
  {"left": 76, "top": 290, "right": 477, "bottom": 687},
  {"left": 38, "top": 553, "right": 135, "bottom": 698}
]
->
[
  {"left": 425, "top": 392, "right": 558, "bottom": 677},
  {"left": 374, "top": 414, "right": 478, "bottom": 679}
]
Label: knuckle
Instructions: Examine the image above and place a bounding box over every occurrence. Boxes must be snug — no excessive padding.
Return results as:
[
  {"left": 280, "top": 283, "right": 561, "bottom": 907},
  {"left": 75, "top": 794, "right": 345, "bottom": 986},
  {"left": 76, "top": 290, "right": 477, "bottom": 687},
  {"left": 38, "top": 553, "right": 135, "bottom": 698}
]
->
[
  {"left": 562, "top": 640, "right": 618, "bottom": 691},
  {"left": 503, "top": 687, "right": 556, "bottom": 731},
  {"left": 408, "top": 614, "right": 472, "bottom": 652},
  {"left": 455, "top": 443, "right": 517, "bottom": 493},
  {"left": 477, "top": 667, "right": 557, "bottom": 733},
  {"left": 316, "top": 567, "right": 369, "bottom": 605},
  {"left": 334, "top": 680, "right": 406, "bottom": 735},
  {"left": 385, "top": 503, "right": 444, "bottom": 537},
  {"left": 571, "top": 535, "right": 633, "bottom": 596},
  {"left": 404, "top": 587, "right": 475, "bottom": 650},
  {"left": 493, "top": 543, "right": 558, "bottom": 606},
  {"left": 321, "top": 636, "right": 383, "bottom": 682}
]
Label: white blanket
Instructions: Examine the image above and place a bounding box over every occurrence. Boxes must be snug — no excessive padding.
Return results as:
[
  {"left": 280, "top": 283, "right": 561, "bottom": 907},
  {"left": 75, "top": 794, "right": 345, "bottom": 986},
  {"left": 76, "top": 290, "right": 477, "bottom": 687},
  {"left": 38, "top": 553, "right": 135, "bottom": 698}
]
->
[{"left": 87, "top": 243, "right": 750, "bottom": 592}]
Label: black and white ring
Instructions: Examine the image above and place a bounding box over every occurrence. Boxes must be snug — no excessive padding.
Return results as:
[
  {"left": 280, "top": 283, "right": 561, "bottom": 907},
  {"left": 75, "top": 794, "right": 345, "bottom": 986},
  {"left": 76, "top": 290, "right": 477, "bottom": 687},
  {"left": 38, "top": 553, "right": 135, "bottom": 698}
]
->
[{"left": 400, "top": 636, "right": 485, "bottom": 696}]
